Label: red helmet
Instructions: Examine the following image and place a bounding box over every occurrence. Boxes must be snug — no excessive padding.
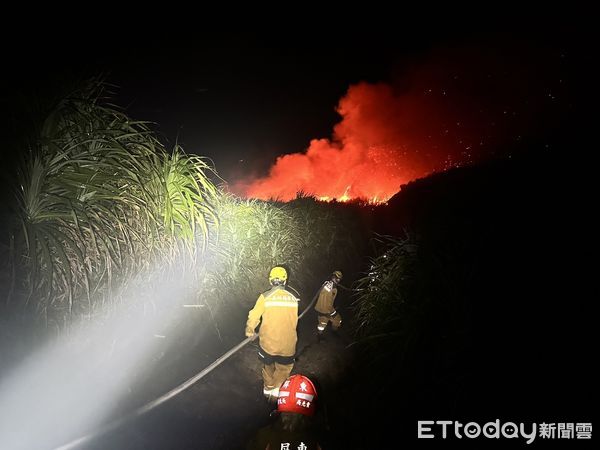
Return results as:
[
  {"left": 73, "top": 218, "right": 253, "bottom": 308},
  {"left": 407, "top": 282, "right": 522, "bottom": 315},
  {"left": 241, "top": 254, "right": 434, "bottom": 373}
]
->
[{"left": 277, "top": 374, "right": 317, "bottom": 416}]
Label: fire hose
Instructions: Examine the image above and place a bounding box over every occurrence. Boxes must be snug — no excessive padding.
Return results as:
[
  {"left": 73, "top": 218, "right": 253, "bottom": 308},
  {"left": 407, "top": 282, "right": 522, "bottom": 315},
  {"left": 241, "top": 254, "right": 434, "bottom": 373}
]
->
[{"left": 56, "top": 283, "right": 323, "bottom": 449}]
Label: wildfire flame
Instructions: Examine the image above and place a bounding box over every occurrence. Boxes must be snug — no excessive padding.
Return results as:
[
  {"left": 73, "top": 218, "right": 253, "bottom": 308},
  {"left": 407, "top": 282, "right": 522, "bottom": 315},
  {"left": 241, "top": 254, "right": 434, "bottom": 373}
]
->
[
  {"left": 318, "top": 185, "right": 379, "bottom": 204},
  {"left": 241, "top": 83, "right": 421, "bottom": 204},
  {"left": 235, "top": 42, "right": 550, "bottom": 203}
]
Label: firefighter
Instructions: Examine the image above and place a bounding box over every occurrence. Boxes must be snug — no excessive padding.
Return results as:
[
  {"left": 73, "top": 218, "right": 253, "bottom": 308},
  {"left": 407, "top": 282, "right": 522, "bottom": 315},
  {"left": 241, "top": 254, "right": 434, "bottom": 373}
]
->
[
  {"left": 314, "top": 270, "right": 343, "bottom": 341},
  {"left": 246, "top": 266, "right": 299, "bottom": 401},
  {"left": 246, "top": 374, "right": 322, "bottom": 450}
]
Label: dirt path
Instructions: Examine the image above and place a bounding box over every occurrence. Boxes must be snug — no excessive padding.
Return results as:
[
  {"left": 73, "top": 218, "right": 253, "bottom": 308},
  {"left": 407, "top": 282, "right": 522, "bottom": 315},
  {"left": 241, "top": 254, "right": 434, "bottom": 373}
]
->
[{"left": 80, "top": 298, "right": 358, "bottom": 449}]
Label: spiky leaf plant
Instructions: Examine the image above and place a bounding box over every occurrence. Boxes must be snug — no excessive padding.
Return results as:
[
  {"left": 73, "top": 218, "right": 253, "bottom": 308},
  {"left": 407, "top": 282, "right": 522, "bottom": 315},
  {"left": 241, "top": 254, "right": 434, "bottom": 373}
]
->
[{"left": 9, "top": 79, "right": 219, "bottom": 330}]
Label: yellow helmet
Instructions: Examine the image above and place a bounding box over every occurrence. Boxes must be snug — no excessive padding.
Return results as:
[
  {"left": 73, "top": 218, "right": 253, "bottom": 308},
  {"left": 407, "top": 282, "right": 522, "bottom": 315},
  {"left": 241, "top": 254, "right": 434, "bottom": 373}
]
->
[
  {"left": 269, "top": 266, "right": 288, "bottom": 284},
  {"left": 332, "top": 270, "right": 343, "bottom": 280}
]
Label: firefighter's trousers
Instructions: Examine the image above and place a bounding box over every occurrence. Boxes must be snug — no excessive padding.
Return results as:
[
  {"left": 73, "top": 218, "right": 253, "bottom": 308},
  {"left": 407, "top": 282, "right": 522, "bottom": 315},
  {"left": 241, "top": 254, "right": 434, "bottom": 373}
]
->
[
  {"left": 258, "top": 347, "right": 295, "bottom": 390},
  {"left": 317, "top": 312, "right": 342, "bottom": 332}
]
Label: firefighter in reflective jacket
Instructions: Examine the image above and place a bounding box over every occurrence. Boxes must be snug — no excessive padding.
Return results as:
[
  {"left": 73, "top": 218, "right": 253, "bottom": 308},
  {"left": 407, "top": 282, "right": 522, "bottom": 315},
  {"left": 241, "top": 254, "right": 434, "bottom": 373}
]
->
[
  {"left": 246, "top": 266, "right": 299, "bottom": 400},
  {"left": 314, "top": 270, "right": 343, "bottom": 340}
]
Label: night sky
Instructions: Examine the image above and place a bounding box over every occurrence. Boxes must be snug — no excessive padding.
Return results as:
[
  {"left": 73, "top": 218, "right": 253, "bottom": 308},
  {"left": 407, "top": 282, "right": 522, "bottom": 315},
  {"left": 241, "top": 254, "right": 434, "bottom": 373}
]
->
[{"left": 2, "top": 17, "right": 591, "bottom": 201}]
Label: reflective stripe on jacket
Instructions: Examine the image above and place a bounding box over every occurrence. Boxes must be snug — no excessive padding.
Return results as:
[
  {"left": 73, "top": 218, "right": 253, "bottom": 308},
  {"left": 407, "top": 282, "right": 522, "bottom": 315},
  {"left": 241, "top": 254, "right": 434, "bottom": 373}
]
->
[
  {"left": 246, "top": 286, "right": 299, "bottom": 356},
  {"left": 314, "top": 281, "right": 337, "bottom": 315}
]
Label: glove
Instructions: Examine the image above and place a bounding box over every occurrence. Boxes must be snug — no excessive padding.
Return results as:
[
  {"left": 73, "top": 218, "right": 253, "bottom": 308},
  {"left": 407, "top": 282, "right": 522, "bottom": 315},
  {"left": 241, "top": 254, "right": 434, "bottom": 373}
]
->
[{"left": 245, "top": 327, "right": 255, "bottom": 338}]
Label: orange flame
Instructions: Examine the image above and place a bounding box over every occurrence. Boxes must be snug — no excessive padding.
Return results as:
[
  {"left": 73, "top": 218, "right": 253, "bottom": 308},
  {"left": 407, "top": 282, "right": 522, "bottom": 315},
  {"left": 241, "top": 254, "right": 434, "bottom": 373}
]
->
[
  {"left": 243, "top": 83, "right": 426, "bottom": 203},
  {"left": 233, "top": 42, "right": 555, "bottom": 203}
]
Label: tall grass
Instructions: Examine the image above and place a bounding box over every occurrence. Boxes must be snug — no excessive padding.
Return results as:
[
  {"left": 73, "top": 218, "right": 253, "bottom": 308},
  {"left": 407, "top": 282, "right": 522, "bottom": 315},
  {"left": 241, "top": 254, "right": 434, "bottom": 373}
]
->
[
  {"left": 353, "top": 234, "right": 419, "bottom": 341},
  {"left": 352, "top": 229, "right": 477, "bottom": 413},
  {"left": 203, "top": 194, "right": 299, "bottom": 307},
  {"left": 7, "top": 79, "right": 219, "bottom": 330}
]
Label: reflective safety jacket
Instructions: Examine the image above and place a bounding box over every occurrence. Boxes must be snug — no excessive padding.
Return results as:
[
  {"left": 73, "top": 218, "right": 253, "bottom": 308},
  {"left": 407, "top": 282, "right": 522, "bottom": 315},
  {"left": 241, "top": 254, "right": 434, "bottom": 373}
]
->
[
  {"left": 314, "top": 281, "right": 338, "bottom": 315},
  {"left": 246, "top": 286, "right": 299, "bottom": 357}
]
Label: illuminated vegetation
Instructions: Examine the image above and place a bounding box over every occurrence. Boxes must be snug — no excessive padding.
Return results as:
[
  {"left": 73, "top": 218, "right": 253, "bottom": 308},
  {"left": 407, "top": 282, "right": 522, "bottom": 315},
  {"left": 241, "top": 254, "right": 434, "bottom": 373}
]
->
[
  {"left": 2, "top": 79, "right": 366, "bottom": 345},
  {"left": 5, "top": 80, "right": 218, "bottom": 330}
]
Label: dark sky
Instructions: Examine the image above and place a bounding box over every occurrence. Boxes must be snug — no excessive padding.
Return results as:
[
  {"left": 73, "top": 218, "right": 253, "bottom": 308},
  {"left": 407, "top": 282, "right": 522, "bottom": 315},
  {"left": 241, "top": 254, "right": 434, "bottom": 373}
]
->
[
  {"left": 2, "top": 17, "right": 591, "bottom": 192},
  {"left": 81, "top": 33, "right": 448, "bottom": 178}
]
